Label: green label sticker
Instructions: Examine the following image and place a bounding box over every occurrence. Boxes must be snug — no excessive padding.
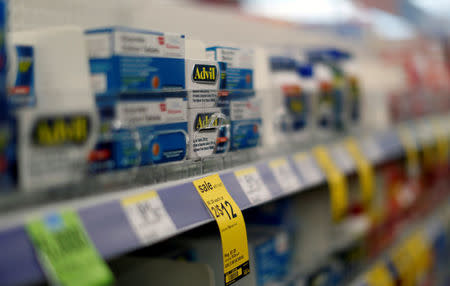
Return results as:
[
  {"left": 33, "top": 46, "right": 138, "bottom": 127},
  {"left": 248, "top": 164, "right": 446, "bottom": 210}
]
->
[{"left": 26, "top": 210, "right": 114, "bottom": 286}]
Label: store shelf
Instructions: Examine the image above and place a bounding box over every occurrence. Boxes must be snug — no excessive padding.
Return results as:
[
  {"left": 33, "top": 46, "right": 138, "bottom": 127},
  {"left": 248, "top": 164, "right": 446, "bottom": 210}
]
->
[
  {"left": 350, "top": 201, "right": 450, "bottom": 286},
  {"left": 0, "top": 118, "right": 444, "bottom": 286}
]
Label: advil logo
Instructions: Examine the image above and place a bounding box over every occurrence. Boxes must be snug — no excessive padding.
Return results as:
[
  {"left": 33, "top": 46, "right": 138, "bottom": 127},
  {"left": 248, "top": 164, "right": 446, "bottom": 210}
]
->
[
  {"left": 32, "top": 115, "right": 91, "bottom": 147},
  {"left": 192, "top": 64, "right": 217, "bottom": 83},
  {"left": 194, "top": 113, "right": 220, "bottom": 131}
]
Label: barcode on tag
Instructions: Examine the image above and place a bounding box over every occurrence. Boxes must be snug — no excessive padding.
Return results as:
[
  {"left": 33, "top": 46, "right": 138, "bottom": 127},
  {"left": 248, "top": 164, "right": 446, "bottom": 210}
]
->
[
  {"left": 269, "top": 158, "right": 302, "bottom": 193},
  {"left": 235, "top": 167, "right": 272, "bottom": 204},
  {"left": 293, "top": 152, "right": 324, "bottom": 185},
  {"left": 122, "top": 191, "right": 176, "bottom": 244},
  {"left": 226, "top": 267, "right": 241, "bottom": 283}
]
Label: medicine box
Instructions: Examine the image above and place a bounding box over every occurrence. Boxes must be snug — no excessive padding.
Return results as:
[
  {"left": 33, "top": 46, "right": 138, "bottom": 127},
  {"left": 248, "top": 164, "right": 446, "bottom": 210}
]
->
[
  {"left": 86, "top": 26, "right": 185, "bottom": 96},
  {"left": 206, "top": 46, "right": 253, "bottom": 90}
]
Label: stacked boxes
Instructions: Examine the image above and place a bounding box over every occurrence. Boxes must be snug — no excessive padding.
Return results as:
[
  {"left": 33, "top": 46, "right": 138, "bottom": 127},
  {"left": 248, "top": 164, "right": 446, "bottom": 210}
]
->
[
  {"left": 206, "top": 46, "right": 261, "bottom": 151},
  {"left": 307, "top": 49, "right": 351, "bottom": 135},
  {"left": 186, "top": 59, "right": 229, "bottom": 159},
  {"left": 4, "top": 27, "right": 98, "bottom": 190},
  {"left": 268, "top": 56, "right": 312, "bottom": 146},
  {"left": 86, "top": 31, "right": 262, "bottom": 173},
  {"left": 85, "top": 27, "right": 188, "bottom": 171}
]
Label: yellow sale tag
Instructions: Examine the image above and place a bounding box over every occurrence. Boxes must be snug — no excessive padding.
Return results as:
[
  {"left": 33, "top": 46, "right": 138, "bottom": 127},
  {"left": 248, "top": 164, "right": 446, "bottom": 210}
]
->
[
  {"left": 398, "top": 126, "right": 420, "bottom": 176},
  {"left": 345, "top": 138, "right": 375, "bottom": 209},
  {"left": 405, "top": 231, "right": 431, "bottom": 277},
  {"left": 313, "top": 146, "right": 349, "bottom": 222},
  {"left": 193, "top": 174, "right": 250, "bottom": 286},
  {"left": 392, "top": 244, "right": 416, "bottom": 286},
  {"left": 421, "top": 139, "right": 436, "bottom": 170},
  {"left": 433, "top": 119, "right": 449, "bottom": 164},
  {"left": 366, "top": 263, "right": 394, "bottom": 286}
]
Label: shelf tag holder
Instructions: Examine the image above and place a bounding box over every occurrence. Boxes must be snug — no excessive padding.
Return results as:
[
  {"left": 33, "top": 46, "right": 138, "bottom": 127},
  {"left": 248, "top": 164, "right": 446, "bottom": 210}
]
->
[
  {"left": 313, "top": 146, "right": 349, "bottom": 222},
  {"left": 345, "top": 137, "right": 375, "bottom": 210}
]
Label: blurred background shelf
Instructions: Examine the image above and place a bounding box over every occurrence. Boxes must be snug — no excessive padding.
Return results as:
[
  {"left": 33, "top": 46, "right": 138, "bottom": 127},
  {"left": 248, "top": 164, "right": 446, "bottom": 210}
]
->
[{"left": 0, "top": 117, "right": 446, "bottom": 286}]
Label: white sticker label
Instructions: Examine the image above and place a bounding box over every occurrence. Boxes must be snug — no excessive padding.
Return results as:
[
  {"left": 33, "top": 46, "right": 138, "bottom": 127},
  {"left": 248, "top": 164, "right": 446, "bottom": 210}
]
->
[
  {"left": 331, "top": 145, "right": 355, "bottom": 172},
  {"left": 269, "top": 158, "right": 302, "bottom": 193},
  {"left": 235, "top": 167, "right": 272, "bottom": 204},
  {"left": 122, "top": 191, "right": 177, "bottom": 244},
  {"left": 114, "top": 31, "right": 184, "bottom": 58},
  {"left": 362, "top": 137, "right": 383, "bottom": 161},
  {"left": 215, "top": 48, "right": 253, "bottom": 69},
  {"left": 294, "top": 153, "right": 324, "bottom": 185},
  {"left": 90, "top": 73, "right": 107, "bottom": 94},
  {"left": 86, "top": 33, "right": 111, "bottom": 58},
  {"left": 230, "top": 98, "right": 261, "bottom": 121},
  {"left": 117, "top": 99, "right": 187, "bottom": 126}
]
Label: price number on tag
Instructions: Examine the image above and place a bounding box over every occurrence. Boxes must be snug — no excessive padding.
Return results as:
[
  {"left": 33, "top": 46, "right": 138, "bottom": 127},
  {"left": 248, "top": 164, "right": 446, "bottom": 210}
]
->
[{"left": 210, "top": 201, "right": 238, "bottom": 220}]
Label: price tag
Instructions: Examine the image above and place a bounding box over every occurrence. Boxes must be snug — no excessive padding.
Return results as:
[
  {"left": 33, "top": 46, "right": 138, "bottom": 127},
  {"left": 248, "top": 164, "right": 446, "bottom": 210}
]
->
[
  {"left": 432, "top": 119, "right": 449, "bottom": 165},
  {"left": 345, "top": 138, "right": 375, "bottom": 208},
  {"left": 26, "top": 210, "right": 114, "bottom": 286},
  {"left": 398, "top": 126, "right": 420, "bottom": 176},
  {"left": 366, "top": 263, "right": 394, "bottom": 286},
  {"left": 193, "top": 174, "right": 250, "bottom": 286},
  {"left": 391, "top": 245, "right": 414, "bottom": 286},
  {"left": 418, "top": 123, "right": 437, "bottom": 170},
  {"left": 234, "top": 167, "right": 272, "bottom": 204},
  {"left": 362, "top": 136, "right": 383, "bottom": 162},
  {"left": 269, "top": 158, "right": 302, "bottom": 193},
  {"left": 313, "top": 146, "right": 349, "bottom": 222},
  {"left": 405, "top": 231, "right": 431, "bottom": 278},
  {"left": 121, "top": 190, "right": 176, "bottom": 244},
  {"left": 293, "top": 152, "right": 324, "bottom": 185},
  {"left": 331, "top": 144, "right": 355, "bottom": 172}
]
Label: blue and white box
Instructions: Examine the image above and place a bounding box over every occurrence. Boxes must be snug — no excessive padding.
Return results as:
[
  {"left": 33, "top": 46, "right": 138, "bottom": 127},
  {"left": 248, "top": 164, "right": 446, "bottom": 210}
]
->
[
  {"left": 205, "top": 46, "right": 260, "bottom": 151},
  {"left": 86, "top": 27, "right": 189, "bottom": 171},
  {"left": 7, "top": 45, "right": 35, "bottom": 108},
  {"left": 85, "top": 26, "right": 185, "bottom": 96},
  {"left": 114, "top": 93, "right": 188, "bottom": 167},
  {"left": 89, "top": 93, "right": 188, "bottom": 172},
  {"left": 225, "top": 91, "right": 262, "bottom": 151},
  {"left": 206, "top": 46, "right": 253, "bottom": 90}
]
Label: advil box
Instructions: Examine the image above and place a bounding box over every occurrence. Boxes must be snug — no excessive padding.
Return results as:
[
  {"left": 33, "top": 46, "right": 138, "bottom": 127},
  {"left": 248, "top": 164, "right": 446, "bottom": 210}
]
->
[
  {"left": 185, "top": 59, "right": 228, "bottom": 108},
  {"left": 206, "top": 46, "right": 253, "bottom": 90},
  {"left": 185, "top": 59, "right": 230, "bottom": 159},
  {"left": 188, "top": 107, "right": 229, "bottom": 159},
  {"left": 224, "top": 91, "right": 262, "bottom": 151},
  {"left": 85, "top": 27, "right": 185, "bottom": 96}
]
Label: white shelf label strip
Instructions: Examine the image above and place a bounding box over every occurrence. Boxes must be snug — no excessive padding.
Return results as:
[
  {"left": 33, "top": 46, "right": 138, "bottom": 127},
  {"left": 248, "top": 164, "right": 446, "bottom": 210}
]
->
[
  {"left": 235, "top": 167, "right": 272, "bottom": 204},
  {"left": 121, "top": 191, "right": 177, "bottom": 245},
  {"left": 293, "top": 153, "right": 324, "bottom": 185},
  {"left": 269, "top": 158, "right": 303, "bottom": 194}
]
